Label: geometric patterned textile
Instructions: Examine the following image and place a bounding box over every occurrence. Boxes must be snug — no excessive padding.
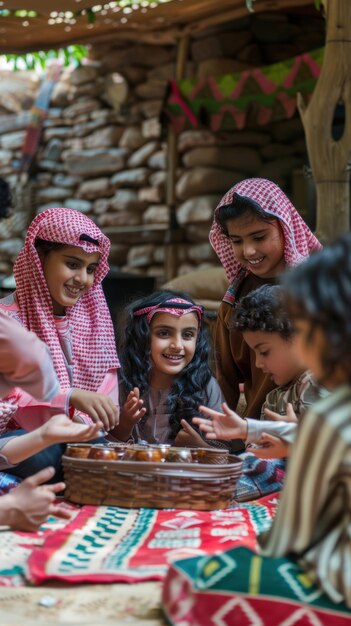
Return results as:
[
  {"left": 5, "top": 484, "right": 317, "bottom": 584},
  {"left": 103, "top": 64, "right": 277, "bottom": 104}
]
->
[
  {"left": 23, "top": 494, "right": 278, "bottom": 585},
  {"left": 234, "top": 455, "right": 286, "bottom": 502},
  {"left": 0, "top": 501, "right": 79, "bottom": 587},
  {"left": 163, "top": 48, "right": 324, "bottom": 134},
  {"left": 162, "top": 546, "right": 351, "bottom": 625},
  {"left": 0, "top": 471, "right": 21, "bottom": 495}
]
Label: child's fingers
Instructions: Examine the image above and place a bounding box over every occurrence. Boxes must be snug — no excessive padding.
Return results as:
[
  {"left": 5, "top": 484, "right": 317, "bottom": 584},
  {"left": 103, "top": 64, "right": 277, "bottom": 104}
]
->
[
  {"left": 192, "top": 418, "right": 213, "bottom": 433},
  {"left": 46, "top": 481, "right": 66, "bottom": 494},
  {"left": 131, "top": 406, "right": 146, "bottom": 421},
  {"left": 192, "top": 416, "right": 217, "bottom": 438},
  {"left": 251, "top": 447, "right": 274, "bottom": 459},
  {"left": 126, "top": 397, "right": 143, "bottom": 411},
  {"left": 132, "top": 387, "right": 140, "bottom": 399},
  {"left": 79, "top": 422, "right": 104, "bottom": 440},
  {"left": 198, "top": 405, "right": 223, "bottom": 419},
  {"left": 179, "top": 419, "right": 197, "bottom": 435},
  {"left": 88, "top": 407, "right": 109, "bottom": 431},
  {"left": 263, "top": 408, "right": 282, "bottom": 421},
  {"left": 23, "top": 466, "right": 55, "bottom": 488},
  {"left": 286, "top": 403, "right": 298, "bottom": 423},
  {"left": 48, "top": 504, "right": 72, "bottom": 520}
]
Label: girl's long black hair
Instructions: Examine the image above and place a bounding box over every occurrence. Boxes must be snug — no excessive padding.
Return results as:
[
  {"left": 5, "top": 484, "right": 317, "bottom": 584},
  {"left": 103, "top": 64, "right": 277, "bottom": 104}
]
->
[
  {"left": 120, "top": 289, "right": 213, "bottom": 437},
  {"left": 281, "top": 231, "right": 351, "bottom": 384},
  {"left": 215, "top": 192, "right": 276, "bottom": 235}
]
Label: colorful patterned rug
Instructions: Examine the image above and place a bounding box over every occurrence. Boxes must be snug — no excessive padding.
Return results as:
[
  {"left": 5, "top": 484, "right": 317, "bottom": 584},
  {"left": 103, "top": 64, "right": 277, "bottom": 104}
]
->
[
  {"left": 0, "top": 494, "right": 277, "bottom": 587},
  {"left": 162, "top": 546, "right": 351, "bottom": 625}
]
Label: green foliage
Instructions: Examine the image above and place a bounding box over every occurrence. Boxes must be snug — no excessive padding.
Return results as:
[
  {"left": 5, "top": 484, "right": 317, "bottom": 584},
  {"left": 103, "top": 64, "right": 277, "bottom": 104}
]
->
[{"left": 1, "top": 45, "right": 88, "bottom": 72}]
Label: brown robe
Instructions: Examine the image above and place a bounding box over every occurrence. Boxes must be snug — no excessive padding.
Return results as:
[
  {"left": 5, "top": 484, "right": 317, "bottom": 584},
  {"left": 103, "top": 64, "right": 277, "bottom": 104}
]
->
[{"left": 214, "top": 273, "right": 277, "bottom": 421}]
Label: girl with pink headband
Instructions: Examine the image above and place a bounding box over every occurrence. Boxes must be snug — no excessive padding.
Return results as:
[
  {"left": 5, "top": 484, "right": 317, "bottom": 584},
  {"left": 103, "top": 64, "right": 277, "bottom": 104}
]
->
[
  {"left": 0, "top": 207, "right": 120, "bottom": 478},
  {"left": 210, "top": 178, "right": 321, "bottom": 449},
  {"left": 110, "top": 290, "right": 229, "bottom": 449}
]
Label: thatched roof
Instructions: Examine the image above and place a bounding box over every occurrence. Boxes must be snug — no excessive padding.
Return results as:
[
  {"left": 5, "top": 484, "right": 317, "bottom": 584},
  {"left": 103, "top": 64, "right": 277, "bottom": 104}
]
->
[{"left": 0, "top": 0, "right": 316, "bottom": 53}]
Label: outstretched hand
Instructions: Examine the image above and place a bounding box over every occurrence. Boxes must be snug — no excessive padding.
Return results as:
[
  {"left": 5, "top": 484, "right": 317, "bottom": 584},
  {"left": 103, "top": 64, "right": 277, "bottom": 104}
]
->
[
  {"left": 1, "top": 466, "right": 71, "bottom": 532},
  {"left": 174, "top": 419, "right": 209, "bottom": 448},
  {"left": 40, "top": 413, "right": 104, "bottom": 446},
  {"left": 192, "top": 402, "right": 248, "bottom": 441},
  {"left": 249, "top": 433, "right": 290, "bottom": 459},
  {"left": 70, "top": 389, "right": 119, "bottom": 431},
  {"left": 264, "top": 402, "right": 298, "bottom": 423},
  {"left": 110, "top": 387, "right": 146, "bottom": 441},
  {"left": 121, "top": 387, "right": 146, "bottom": 425}
]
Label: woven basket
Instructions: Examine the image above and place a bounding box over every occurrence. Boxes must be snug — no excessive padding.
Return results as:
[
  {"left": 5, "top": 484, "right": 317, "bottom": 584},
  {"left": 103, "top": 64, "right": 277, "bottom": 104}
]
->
[{"left": 62, "top": 454, "right": 243, "bottom": 510}]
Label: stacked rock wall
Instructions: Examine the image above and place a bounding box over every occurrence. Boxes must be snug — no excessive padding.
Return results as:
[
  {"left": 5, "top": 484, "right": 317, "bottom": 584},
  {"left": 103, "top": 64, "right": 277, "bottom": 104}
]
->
[{"left": 0, "top": 11, "right": 324, "bottom": 281}]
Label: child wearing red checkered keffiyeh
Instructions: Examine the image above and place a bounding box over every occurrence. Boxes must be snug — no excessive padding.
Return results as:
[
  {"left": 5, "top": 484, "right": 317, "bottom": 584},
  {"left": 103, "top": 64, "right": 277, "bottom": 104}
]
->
[
  {"left": 209, "top": 178, "right": 321, "bottom": 444},
  {"left": 0, "top": 207, "right": 120, "bottom": 439}
]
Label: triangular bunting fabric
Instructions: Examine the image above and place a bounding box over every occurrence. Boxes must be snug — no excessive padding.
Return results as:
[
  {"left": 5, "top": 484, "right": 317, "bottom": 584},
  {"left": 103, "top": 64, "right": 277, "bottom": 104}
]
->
[{"left": 163, "top": 48, "right": 324, "bottom": 133}]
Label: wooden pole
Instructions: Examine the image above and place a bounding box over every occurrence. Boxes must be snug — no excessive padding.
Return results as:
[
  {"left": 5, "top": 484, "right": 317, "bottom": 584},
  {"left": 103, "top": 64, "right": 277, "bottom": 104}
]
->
[
  {"left": 297, "top": 0, "right": 351, "bottom": 242},
  {"left": 164, "top": 34, "right": 189, "bottom": 281}
]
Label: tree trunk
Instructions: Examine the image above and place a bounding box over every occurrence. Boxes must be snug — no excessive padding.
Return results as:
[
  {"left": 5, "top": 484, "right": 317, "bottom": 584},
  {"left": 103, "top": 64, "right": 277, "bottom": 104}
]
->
[{"left": 297, "top": 0, "right": 351, "bottom": 242}]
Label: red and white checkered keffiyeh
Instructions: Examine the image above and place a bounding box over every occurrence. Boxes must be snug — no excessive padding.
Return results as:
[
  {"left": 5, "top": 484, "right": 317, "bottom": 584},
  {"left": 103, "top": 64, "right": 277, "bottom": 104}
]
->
[
  {"left": 13, "top": 207, "right": 119, "bottom": 391},
  {"left": 209, "top": 178, "right": 322, "bottom": 284}
]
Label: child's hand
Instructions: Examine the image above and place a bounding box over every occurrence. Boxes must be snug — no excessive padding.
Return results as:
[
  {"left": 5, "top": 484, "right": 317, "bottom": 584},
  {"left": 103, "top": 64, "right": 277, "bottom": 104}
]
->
[
  {"left": 70, "top": 389, "right": 119, "bottom": 431},
  {"left": 109, "top": 387, "right": 146, "bottom": 441},
  {"left": 175, "top": 420, "right": 209, "bottom": 448},
  {"left": 40, "top": 414, "right": 104, "bottom": 446},
  {"left": 121, "top": 387, "right": 146, "bottom": 426},
  {"left": 250, "top": 433, "right": 290, "bottom": 459},
  {"left": 193, "top": 402, "right": 248, "bottom": 441},
  {"left": 264, "top": 403, "right": 298, "bottom": 423},
  {"left": 1, "top": 466, "right": 71, "bottom": 532}
]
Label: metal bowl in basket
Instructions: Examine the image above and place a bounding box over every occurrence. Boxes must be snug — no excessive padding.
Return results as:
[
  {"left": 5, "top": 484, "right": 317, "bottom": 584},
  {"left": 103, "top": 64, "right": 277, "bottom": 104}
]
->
[{"left": 62, "top": 453, "right": 243, "bottom": 511}]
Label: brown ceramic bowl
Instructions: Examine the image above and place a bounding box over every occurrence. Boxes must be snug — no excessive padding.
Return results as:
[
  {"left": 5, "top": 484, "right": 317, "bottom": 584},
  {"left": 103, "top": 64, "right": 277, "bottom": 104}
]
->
[
  {"left": 123, "top": 447, "right": 166, "bottom": 462},
  {"left": 191, "top": 447, "right": 229, "bottom": 465},
  {"left": 65, "top": 444, "right": 92, "bottom": 459},
  {"left": 165, "top": 447, "right": 193, "bottom": 463},
  {"left": 88, "top": 446, "right": 118, "bottom": 461}
]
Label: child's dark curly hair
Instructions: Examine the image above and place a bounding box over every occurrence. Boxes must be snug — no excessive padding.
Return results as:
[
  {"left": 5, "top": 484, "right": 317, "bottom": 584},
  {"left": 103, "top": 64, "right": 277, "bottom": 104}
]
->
[
  {"left": 0, "top": 178, "right": 13, "bottom": 219},
  {"left": 281, "top": 232, "right": 351, "bottom": 384},
  {"left": 215, "top": 192, "right": 276, "bottom": 236},
  {"left": 233, "top": 284, "right": 293, "bottom": 339},
  {"left": 120, "top": 289, "right": 212, "bottom": 438}
]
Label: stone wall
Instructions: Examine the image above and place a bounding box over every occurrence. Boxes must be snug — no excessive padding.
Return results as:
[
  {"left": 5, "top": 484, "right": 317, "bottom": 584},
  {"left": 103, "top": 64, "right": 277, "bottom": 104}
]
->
[{"left": 0, "top": 11, "right": 324, "bottom": 281}]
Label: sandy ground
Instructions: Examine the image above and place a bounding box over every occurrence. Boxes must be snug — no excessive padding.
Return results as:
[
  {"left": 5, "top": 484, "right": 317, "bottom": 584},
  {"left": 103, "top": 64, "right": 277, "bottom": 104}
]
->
[{"left": 0, "top": 582, "right": 167, "bottom": 626}]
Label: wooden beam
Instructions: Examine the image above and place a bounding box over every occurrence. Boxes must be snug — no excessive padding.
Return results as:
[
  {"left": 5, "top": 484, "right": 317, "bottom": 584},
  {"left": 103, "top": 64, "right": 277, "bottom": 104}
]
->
[
  {"left": 298, "top": 0, "right": 351, "bottom": 241},
  {"left": 184, "top": 0, "right": 316, "bottom": 35}
]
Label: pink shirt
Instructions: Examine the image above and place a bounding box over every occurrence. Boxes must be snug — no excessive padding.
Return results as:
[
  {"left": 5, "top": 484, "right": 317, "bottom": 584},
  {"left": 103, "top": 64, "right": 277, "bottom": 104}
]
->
[{"left": 0, "top": 296, "right": 118, "bottom": 431}]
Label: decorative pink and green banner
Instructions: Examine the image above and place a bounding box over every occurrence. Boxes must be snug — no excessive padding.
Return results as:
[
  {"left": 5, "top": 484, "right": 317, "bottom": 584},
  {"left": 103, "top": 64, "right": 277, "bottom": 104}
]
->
[{"left": 164, "top": 47, "right": 324, "bottom": 133}]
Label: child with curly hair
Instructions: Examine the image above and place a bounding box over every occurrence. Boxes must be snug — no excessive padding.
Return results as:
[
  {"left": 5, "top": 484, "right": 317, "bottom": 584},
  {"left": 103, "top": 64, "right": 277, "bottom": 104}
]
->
[
  {"left": 194, "top": 284, "right": 328, "bottom": 500},
  {"left": 111, "top": 290, "right": 229, "bottom": 449}
]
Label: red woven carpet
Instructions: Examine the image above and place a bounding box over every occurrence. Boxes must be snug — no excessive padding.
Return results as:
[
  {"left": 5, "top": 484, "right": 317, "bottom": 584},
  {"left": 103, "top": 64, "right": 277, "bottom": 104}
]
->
[{"left": 22, "top": 494, "right": 277, "bottom": 585}]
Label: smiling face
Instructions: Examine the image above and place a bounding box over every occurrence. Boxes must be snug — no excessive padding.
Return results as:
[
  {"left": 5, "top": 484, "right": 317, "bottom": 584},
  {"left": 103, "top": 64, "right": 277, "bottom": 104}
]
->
[
  {"left": 40, "top": 245, "right": 100, "bottom": 315},
  {"left": 149, "top": 312, "right": 199, "bottom": 388},
  {"left": 225, "top": 214, "right": 285, "bottom": 278},
  {"left": 243, "top": 329, "right": 305, "bottom": 386}
]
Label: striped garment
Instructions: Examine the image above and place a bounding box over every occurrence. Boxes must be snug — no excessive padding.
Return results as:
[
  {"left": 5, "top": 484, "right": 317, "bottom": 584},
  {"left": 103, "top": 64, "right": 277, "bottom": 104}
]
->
[
  {"left": 259, "top": 384, "right": 351, "bottom": 606},
  {"left": 260, "top": 370, "right": 329, "bottom": 420}
]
